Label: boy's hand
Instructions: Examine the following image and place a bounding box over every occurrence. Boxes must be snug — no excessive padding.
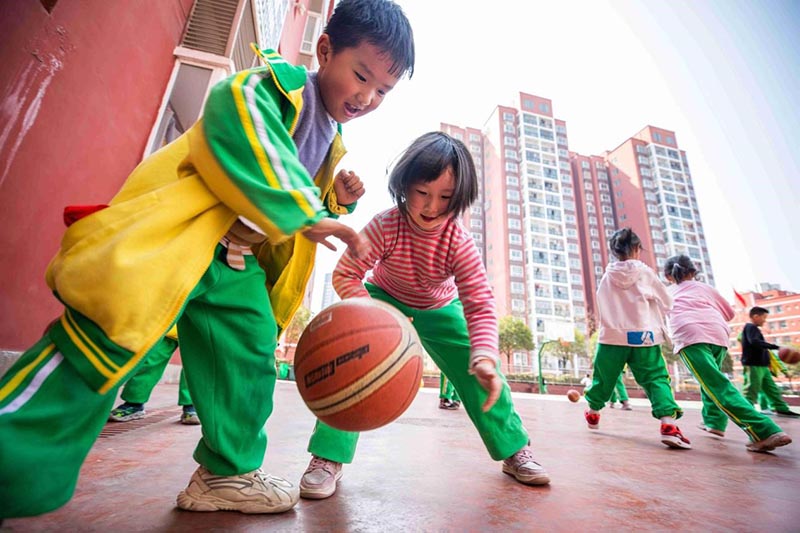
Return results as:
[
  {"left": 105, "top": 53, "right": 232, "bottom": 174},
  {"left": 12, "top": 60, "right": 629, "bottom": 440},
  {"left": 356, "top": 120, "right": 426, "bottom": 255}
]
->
[
  {"left": 472, "top": 359, "right": 502, "bottom": 412},
  {"left": 302, "top": 218, "right": 368, "bottom": 258},
  {"left": 333, "top": 169, "right": 365, "bottom": 206}
]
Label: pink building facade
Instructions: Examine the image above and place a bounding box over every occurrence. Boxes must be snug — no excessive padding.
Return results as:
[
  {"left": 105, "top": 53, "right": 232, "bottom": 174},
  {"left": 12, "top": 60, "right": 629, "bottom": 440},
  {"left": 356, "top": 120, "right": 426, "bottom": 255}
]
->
[{"left": 0, "top": 0, "right": 324, "bottom": 353}]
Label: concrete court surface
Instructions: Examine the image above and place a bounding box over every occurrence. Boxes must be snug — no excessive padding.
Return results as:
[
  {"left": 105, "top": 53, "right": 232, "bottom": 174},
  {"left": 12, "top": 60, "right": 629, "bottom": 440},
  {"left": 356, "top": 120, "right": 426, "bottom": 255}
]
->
[{"left": 3, "top": 381, "right": 800, "bottom": 532}]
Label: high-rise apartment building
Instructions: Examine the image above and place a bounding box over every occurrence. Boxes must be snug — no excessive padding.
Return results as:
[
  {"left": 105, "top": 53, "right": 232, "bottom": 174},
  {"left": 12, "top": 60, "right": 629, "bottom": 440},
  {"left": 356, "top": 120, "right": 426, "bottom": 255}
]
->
[
  {"left": 442, "top": 100, "right": 716, "bottom": 374},
  {"left": 443, "top": 93, "right": 585, "bottom": 371},
  {"left": 604, "top": 126, "right": 714, "bottom": 286},
  {"left": 568, "top": 154, "right": 616, "bottom": 328}
]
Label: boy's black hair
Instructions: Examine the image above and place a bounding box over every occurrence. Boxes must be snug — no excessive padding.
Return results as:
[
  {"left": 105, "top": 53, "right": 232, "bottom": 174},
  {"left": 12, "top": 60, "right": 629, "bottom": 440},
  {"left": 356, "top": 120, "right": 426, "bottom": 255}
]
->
[
  {"left": 749, "top": 306, "right": 769, "bottom": 317},
  {"left": 663, "top": 254, "right": 697, "bottom": 284},
  {"left": 608, "top": 227, "right": 641, "bottom": 260},
  {"left": 388, "top": 131, "right": 477, "bottom": 218},
  {"left": 324, "top": 0, "right": 415, "bottom": 78}
]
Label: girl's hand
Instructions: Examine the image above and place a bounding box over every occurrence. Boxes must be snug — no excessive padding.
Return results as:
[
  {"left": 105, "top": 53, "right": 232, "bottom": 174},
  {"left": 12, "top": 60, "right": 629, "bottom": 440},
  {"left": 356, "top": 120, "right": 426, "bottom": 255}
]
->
[
  {"left": 472, "top": 359, "right": 502, "bottom": 412},
  {"left": 302, "top": 218, "right": 368, "bottom": 259},
  {"left": 333, "top": 169, "right": 365, "bottom": 206}
]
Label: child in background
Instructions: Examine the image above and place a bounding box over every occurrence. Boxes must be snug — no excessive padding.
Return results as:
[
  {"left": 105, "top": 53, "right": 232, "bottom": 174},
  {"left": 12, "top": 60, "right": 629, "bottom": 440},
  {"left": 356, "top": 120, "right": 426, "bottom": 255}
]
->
[
  {"left": 439, "top": 372, "right": 461, "bottom": 410},
  {"left": 298, "top": 132, "right": 550, "bottom": 500},
  {"left": 665, "top": 255, "right": 791, "bottom": 452},
  {"left": 108, "top": 335, "right": 199, "bottom": 425},
  {"left": 0, "top": 0, "right": 414, "bottom": 518},
  {"left": 607, "top": 373, "right": 633, "bottom": 410},
  {"left": 584, "top": 228, "right": 690, "bottom": 449},
  {"left": 740, "top": 307, "right": 800, "bottom": 418}
]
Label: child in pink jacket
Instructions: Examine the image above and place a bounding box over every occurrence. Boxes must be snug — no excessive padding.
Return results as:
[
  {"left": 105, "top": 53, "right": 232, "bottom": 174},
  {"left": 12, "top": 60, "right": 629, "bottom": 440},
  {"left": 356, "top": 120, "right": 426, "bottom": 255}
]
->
[
  {"left": 584, "top": 228, "right": 690, "bottom": 449},
  {"left": 665, "top": 254, "right": 791, "bottom": 453}
]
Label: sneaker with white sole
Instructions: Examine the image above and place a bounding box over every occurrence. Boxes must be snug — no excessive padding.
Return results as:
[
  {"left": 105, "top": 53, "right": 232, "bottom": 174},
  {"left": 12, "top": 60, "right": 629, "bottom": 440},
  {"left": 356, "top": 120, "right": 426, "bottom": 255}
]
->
[
  {"left": 181, "top": 405, "right": 201, "bottom": 425},
  {"left": 660, "top": 423, "right": 691, "bottom": 449},
  {"left": 108, "top": 402, "right": 145, "bottom": 422},
  {"left": 746, "top": 432, "right": 792, "bottom": 453},
  {"left": 299, "top": 456, "right": 343, "bottom": 499},
  {"left": 698, "top": 424, "right": 725, "bottom": 437},
  {"left": 585, "top": 410, "right": 600, "bottom": 430},
  {"left": 176, "top": 466, "right": 298, "bottom": 513},
  {"left": 502, "top": 446, "right": 550, "bottom": 486},
  {"left": 620, "top": 401, "right": 633, "bottom": 411}
]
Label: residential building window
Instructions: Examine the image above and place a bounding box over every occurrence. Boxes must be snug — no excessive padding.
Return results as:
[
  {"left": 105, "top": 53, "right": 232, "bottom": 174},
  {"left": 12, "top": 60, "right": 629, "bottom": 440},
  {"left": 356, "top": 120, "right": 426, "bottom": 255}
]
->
[
  {"left": 470, "top": 219, "right": 483, "bottom": 229},
  {"left": 509, "top": 233, "right": 522, "bottom": 245},
  {"left": 508, "top": 218, "right": 521, "bottom": 229},
  {"left": 510, "top": 249, "right": 523, "bottom": 261}
]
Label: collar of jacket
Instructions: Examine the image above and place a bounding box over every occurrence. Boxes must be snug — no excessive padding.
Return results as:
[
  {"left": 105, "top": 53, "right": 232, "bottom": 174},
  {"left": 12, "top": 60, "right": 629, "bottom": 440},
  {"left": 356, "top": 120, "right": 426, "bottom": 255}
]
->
[{"left": 253, "top": 47, "right": 344, "bottom": 139}]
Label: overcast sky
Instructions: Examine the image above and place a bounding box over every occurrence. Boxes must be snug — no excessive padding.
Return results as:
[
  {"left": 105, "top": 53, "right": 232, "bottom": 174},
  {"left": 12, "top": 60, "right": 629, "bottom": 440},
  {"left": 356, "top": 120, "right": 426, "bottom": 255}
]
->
[{"left": 312, "top": 0, "right": 800, "bottom": 311}]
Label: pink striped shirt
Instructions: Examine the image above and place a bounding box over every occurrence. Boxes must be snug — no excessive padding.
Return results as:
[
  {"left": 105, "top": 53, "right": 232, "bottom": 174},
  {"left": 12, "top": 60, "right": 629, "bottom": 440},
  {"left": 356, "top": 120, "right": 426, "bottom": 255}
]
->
[{"left": 333, "top": 207, "right": 499, "bottom": 366}]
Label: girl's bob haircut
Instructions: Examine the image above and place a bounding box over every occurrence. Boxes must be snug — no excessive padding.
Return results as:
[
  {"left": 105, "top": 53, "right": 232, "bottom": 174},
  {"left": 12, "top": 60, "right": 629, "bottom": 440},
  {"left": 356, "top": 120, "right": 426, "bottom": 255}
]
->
[{"left": 388, "top": 131, "right": 478, "bottom": 218}]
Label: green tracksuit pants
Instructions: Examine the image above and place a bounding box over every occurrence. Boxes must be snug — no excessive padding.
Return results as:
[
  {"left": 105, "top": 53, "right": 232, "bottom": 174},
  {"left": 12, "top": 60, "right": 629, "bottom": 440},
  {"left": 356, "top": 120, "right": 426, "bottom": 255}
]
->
[
  {"left": 0, "top": 246, "right": 277, "bottom": 518},
  {"left": 679, "top": 344, "right": 781, "bottom": 440},
  {"left": 307, "top": 284, "right": 529, "bottom": 463},
  {"left": 119, "top": 337, "right": 192, "bottom": 406},
  {"left": 742, "top": 365, "right": 790, "bottom": 412},
  {"left": 585, "top": 344, "right": 682, "bottom": 419},
  {"left": 439, "top": 372, "right": 460, "bottom": 402},
  {"left": 608, "top": 373, "right": 629, "bottom": 403}
]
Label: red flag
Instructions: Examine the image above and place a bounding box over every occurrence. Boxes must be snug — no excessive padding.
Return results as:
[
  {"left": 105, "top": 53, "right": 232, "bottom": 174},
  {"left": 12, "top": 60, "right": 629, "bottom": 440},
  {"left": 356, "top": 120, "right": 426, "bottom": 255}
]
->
[
  {"left": 732, "top": 288, "right": 747, "bottom": 308},
  {"left": 63, "top": 204, "right": 108, "bottom": 227}
]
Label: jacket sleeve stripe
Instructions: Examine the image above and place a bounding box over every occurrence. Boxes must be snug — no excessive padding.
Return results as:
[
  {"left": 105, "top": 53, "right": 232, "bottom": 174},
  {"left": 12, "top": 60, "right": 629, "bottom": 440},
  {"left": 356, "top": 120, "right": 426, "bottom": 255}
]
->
[{"left": 232, "top": 72, "right": 322, "bottom": 218}]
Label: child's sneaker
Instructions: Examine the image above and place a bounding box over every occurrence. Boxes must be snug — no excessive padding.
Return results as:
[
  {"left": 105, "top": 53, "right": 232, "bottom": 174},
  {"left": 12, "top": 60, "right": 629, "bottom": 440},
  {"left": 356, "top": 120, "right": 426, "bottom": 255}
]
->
[
  {"left": 181, "top": 405, "right": 200, "bottom": 425},
  {"left": 698, "top": 423, "right": 725, "bottom": 437},
  {"left": 746, "top": 431, "right": 792, "bottom": 453},
  {"left": 299, "top": 456, "right": 343, "bottom": 499},
  {"left": 176, "top": 465, "right": 298, "bottom": 513},
  {"left": 450, "top": 400, "right": 461, "bottom": 409},
  {"left": 608, "top": 402, "right": 616, "bottom": 408},
  {"left": 620, "top": 401, "right": 633, "bottom": 411},
  {"left": 775, "top": 410, "right": 800, "bottom": 418},
  {"left": 660, "top": 424, "right": 691, "bottom": 449},
  {"left": 502, "top": 446, "right": 550, "bottom": 486},
  {"left": 585, "top": 410, "right": 600, "bottom": 430},
  {"left": 108, "top": 402, "right": 145, "bottom": 422}
]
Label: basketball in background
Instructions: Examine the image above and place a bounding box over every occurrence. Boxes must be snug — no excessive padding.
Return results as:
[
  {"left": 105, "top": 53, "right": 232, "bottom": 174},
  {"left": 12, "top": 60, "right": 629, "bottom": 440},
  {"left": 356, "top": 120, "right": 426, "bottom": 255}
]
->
[
  {"left": 293, "top": 298, "right": 424, "bottom": 431},
  {"left": 778, "top": 347, "right": 800, "bottom": 365}
]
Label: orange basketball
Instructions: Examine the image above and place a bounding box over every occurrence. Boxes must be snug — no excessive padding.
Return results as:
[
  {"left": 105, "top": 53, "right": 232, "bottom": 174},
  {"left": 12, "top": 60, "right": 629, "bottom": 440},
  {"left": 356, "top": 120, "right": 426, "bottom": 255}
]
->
[
  {"left": 567, "top": 389, "right": 580, "bottom": 403},
  {"left": 294, "top": 298, "right": 424, "bottom": 432},
  {"left": 778, "top": 347, "right": 800, "bottom": 365}
]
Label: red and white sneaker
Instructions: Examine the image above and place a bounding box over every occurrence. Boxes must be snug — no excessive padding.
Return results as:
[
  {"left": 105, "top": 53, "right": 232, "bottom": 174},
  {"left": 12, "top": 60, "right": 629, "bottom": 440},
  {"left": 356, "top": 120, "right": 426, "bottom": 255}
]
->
[
  {"left": 660, "top": 424, "right": 691, "bottom": 449},
  {"left": 585, "top": 410, "right": 600, "bottom": 430}
]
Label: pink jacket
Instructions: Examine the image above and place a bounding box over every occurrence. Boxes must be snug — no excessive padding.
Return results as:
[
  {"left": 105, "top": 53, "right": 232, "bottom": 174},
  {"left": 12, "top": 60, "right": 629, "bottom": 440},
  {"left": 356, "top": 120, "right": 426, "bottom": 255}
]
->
[
  {"left": 596, "top": 260, "right": 672, "bottom": 346},
  {"left": 667, "top": 280, "right": 735, "bottom": 353}
]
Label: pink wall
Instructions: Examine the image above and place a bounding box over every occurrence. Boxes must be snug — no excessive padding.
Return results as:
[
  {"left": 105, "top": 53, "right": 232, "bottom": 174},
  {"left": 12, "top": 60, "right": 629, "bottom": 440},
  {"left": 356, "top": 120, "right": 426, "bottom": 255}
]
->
[{"left": 0, "top": 0, "right": 193, "bottom": 350}]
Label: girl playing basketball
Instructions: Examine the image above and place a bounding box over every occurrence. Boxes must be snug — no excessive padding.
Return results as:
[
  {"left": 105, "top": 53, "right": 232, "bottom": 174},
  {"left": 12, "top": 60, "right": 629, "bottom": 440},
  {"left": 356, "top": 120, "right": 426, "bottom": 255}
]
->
[{"left": 298, "top": 132, "right": 549, "bottom": 499}]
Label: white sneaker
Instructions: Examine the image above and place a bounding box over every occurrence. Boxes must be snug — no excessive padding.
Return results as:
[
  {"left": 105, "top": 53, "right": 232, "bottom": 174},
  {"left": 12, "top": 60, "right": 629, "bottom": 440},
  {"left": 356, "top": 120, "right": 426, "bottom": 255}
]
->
[
  {"left": 502, "top": 446, "right": 550, "bottom": 486},
  {"left": 299, "top": 456, "right": 343, "bottom": 499},
  {"left": 746, "top": 432, "right": 792, "bottom": 453},
  {"left": 698, "top": 424, "right": 725, "bottom": 437},
  {"left": 176, "top": 466, "right": 299, "bottom": 513}
]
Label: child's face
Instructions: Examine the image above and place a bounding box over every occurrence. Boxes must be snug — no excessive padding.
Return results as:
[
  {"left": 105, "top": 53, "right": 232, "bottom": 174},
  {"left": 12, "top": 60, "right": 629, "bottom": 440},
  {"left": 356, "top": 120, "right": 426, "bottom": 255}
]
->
[
  {"left": 751, "top": 313, "right": 767, "bottom": 326},
  {"left": 316, "top": 35, "right": 400, "bottom": 124},
  {"left": 405, "top": 168, "right": 455, "bottom": 230}
]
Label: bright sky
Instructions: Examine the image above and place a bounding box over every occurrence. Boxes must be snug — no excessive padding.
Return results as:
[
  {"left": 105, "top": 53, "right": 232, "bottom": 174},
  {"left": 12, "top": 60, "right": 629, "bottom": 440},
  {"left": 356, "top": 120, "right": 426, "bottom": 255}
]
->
[{"left": 312, "top": 0, "right": 800, "bottom": 311}]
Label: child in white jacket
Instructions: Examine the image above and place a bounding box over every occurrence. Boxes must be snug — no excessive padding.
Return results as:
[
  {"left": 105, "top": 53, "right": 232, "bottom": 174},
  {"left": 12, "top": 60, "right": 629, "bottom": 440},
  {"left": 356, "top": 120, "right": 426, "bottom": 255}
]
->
[
  {"left": 584, "top": 228, "right": 690, "bottom": 449},
  {"left": 665, "top": 254, "right": 791, "bottom": 453}
]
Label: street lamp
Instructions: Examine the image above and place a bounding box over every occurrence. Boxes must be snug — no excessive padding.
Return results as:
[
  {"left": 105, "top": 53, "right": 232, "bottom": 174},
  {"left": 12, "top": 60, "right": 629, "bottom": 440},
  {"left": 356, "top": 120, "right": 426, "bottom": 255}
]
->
[{"left": 536, "top": 339, "right": 559, "bottom": 394}]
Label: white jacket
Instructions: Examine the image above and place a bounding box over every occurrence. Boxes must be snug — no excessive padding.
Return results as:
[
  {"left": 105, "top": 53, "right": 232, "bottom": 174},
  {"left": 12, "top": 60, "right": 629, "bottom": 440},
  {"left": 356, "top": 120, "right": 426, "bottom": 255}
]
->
[{"left": 596, "top": 260, "right": 672, "bottom": 346}]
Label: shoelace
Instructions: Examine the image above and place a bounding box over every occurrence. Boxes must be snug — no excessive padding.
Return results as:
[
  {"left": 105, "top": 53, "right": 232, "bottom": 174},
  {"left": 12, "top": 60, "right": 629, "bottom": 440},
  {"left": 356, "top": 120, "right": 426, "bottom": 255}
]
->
[
  {"left": 508, "top": 446, "right": 535, "bottom": 467},
  {"left": 308, "top": 456, "right": 338, "bottom": 474}
]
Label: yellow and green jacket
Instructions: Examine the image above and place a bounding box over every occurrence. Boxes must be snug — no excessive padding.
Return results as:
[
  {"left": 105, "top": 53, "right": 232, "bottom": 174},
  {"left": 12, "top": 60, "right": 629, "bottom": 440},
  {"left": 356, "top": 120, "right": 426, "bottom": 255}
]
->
[{"left": 46, "top": 50, "right": 350, "bottom": 394}]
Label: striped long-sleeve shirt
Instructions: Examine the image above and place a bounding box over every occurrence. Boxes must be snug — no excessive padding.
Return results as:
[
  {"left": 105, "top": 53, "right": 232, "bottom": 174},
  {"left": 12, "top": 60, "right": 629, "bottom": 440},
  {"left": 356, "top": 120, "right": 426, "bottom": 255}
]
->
[{"left": 333, "top": 207, "right": 499, "bottom": 367}]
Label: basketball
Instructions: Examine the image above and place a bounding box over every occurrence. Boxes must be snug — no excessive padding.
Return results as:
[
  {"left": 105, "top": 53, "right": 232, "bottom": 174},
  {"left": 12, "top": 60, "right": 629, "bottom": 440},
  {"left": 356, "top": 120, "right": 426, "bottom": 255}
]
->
[
  {"left": 567, "top": 389, "right": 580, "bottom": 403},
  {"left": 293, "top": 298, "right": 424, "bottom": 432},
  {"left": 778, "top": 347, "right": 800, "bottom": 365}
]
